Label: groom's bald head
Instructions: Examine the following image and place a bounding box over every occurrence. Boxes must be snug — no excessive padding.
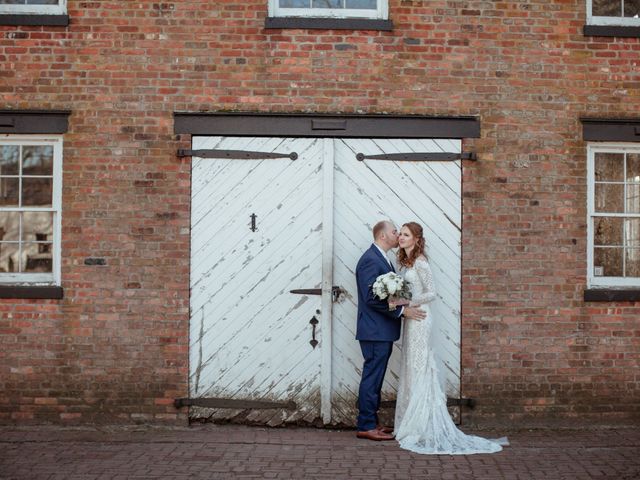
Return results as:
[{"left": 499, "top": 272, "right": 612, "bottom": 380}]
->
[
  {"left": 373, "top": 220, "right": 392, "bottom": 241},
  {"left": 373, "top": 220, "right": 399, "bottom": 251}
]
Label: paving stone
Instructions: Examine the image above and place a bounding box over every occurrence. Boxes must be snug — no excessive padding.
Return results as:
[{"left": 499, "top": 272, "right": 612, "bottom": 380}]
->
[{"left": 0, "top": 425, "right": 638, "bottom": 480}]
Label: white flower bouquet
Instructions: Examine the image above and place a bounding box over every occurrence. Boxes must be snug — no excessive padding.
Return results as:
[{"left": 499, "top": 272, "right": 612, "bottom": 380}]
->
[{"left": 372, "top": 272, "right": 412, "bottom": 310}]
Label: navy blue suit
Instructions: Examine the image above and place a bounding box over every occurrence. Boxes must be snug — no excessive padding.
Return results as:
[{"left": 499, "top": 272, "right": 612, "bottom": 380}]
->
[{"left": 355, "top": 244, "right": 403, "bottom": 431}]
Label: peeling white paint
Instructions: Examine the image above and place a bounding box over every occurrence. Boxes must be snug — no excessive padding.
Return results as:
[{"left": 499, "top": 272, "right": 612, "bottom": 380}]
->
[{"left": 189, "top": 136, "right": 462, "bottom": 426}]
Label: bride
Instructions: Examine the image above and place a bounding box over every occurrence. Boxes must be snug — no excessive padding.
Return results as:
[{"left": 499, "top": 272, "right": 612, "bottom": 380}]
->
[{"left": 392, "top": 222, "right": 504, "bottom": 455}]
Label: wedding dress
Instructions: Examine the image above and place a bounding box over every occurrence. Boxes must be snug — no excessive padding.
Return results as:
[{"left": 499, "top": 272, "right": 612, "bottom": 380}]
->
[{"left": 394, "top": 257, "right": 504, "bottom": 455}]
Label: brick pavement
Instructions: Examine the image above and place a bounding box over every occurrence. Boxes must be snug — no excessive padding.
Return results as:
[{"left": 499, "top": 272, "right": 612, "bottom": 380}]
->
[{"left": 0, "top": 425, "right": 638, "bottom": 480}]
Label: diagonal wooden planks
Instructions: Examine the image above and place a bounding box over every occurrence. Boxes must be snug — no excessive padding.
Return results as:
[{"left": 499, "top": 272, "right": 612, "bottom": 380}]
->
[
  {"left": 190, "top": 138, "right": 324, "bottom": 421},
  {"left": 189, "top": 136, "right": 462, "bottom": 426},
  {"left": 331, "top": 139, "right": 462, "bottom": 418}
]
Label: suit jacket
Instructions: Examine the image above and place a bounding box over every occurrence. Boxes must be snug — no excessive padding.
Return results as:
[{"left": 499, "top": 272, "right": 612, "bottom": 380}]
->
[{"left": 355, "top": 244, "right": 403, "bottom": 341}]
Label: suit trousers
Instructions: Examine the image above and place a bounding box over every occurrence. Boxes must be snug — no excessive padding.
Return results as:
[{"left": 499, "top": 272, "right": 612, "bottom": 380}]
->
[{"left": 357, "top": 340, "right": 394, "bottom": 431}]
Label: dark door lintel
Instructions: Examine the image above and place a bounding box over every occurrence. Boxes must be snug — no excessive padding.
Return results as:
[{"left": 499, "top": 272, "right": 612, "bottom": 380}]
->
[{"left": 174, "top": 112, "right": 480, "bottom": 139}]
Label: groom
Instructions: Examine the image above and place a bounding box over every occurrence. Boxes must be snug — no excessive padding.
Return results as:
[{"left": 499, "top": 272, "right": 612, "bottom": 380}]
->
[{"left": 355, "top": 220, "right": 425, "bottom": 441}]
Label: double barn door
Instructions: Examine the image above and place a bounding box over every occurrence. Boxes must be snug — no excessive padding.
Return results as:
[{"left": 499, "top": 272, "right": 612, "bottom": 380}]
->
[{"left": 189, "top": 136, "right": 461, "bottom": 425}]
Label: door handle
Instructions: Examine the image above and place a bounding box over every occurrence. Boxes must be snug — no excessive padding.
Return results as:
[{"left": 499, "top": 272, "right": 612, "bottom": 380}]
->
[
  {"left": 309, "top": 316, "right": 319, "bottom": 349},
  {"left": 290, "top": 286, "right": 345, "bottom": 302}
]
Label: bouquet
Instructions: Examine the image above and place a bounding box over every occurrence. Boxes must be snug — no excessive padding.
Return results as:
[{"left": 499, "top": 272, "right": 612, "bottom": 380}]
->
[{"left": 372, "top": 272, "right": 412, "bottom": 310}]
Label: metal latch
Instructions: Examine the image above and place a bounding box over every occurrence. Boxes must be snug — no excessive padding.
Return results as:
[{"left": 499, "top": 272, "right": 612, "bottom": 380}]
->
[{"left": 290, "top": 286, "right": 345, "bottom": 302}]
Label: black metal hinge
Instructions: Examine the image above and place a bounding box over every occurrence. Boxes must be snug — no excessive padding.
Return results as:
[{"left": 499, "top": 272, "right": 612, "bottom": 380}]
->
[
  {"left": 177, "top": 149, "right": 298, "bottom": 160},
  {"left": 174, "top": 397, "right": 297, "bottom": 410},
  {"left": 447, "top": 397, "right": 476, "bottom": 408},
  {"left": 356, "top": 152, "right": 476, "bottom": 161},
  {"left": 378, "top": 397, "right": 476, "bottom": 409}
]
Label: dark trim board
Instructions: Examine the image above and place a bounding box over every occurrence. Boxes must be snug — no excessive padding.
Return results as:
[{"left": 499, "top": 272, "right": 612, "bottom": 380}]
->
[
  {"left": 0, "top": 14, "right": 69, "bottom": 26},
  {"left": 0, "top": 286, "right": 63, "bottom": 299},
  {"left": 265, "top": 17, "right": 393, "bottom": 31},
  {"left": 0, "top": 110, "right": 71, "bottom": 134},
  {"left": 583, "top": 25, "right": 640, "bottom": 38},
  {"left": 584, "top": 289, "right": 640, "bottom": 302},
  {"left": 581, "top": 118, "right": 640, "bottom": 142},
  {"left": 174, "top": 113, "right": 481, "bottom": 139}
]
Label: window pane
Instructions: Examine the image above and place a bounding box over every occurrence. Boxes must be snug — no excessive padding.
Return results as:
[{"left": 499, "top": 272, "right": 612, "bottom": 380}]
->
[
  {"left": 625, "top": 218, "right": 640, "bottom": 247},
  {"left": 0, "top": 145, "right": 19, "bottom": 175},
  {"left": 0, "top": 212, "right": 19, "bottom": 241},
  {"left": 594, "top": 247, "right": 623, "bottom": 276},
  {"left": 624, "top": 0, "right": 640, "bottom": 17},
  {"left": 346, "top": 0, "right": 376, "bottom": 8},
  {"left": 0, "top": 242, "right": 18, "bottom": 273},
  {"left": 312, "top": 0, "right": 342, "bottom": 8},
  {"left": 592, "top": 0, "right": 622, "bottom": 16},
  {"left": 626, "top": 249, "right": 640, "bottom": 276},
  {"left": 594, "top": 216, "right": 623, "bottom": 246},
  {"left": 22, "top": 211, "right": 53, "bottom": 241},
  {"left": 279, "top": 0, "right": 310, "bottom": 6},
  {"left": 594, "top": 152, "right": 623, "bottom": 181},
  {"left": 22, "top": 242, "right": 52, "bottom": 273},
  {"left": 594, "top": 183, "right": 624, "bottom": 212},
  {"left": 626, "top": 183, "right": 640, "bottom": 214},
  {"left": 0, "top": 177, "right": 19, "bottom": 207},
  {"left": 22, "top": 145, "right": 53, "bottom": 176},
  {"left": 627, "top": 154, "right": 640, "bottom": 181},
  {"left": 22, "top": 177, "right": 52, "bottom": 207},
  {"left": 0, "top": 139, "right": 58, "bottom": 281}
]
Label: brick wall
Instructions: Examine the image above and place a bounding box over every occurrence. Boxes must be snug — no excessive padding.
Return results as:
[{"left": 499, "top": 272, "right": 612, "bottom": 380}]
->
[{"left": 0, "top": 1, "right": 638, "bottom": 425}]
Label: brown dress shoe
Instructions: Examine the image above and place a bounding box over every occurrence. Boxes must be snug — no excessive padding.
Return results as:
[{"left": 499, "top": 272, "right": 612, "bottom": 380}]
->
[
  {"left": 356, "top": 429, "right": 395, "bottom": 441},
  {"left": 376, "top": 425, "right": 394, "bottom": 434}
]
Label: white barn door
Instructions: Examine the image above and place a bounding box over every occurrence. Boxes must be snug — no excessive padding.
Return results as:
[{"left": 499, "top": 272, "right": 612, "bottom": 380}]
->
[
  {"left": 189, "top": 136, "right": 461, "bottom": 426},
  {"left": 189, "top": 136, "right": 325, "bottom": 424},
  {"left": 331, "top": 138, "right": 462, "bottom": 424}
]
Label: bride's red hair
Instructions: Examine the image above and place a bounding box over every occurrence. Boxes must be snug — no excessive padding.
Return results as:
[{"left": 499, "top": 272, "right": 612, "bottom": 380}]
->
[{"left": 397, "top": 222, "right": 427, "bottom": 268}]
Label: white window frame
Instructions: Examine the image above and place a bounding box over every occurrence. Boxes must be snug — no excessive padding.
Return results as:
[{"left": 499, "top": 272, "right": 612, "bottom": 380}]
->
[
  {"left": 268, "top": 0, "right": 388, "bottom": 20},
  {"left": 0, "top": 0, "right": 66, "bottom": 16},
  {"left": 586, "top": 0, "right": 640, "bottom": 26},
  {"left": 0, "top": 135, "right": 62, "bottom": 286},
  {"left": 587, "top": 143, "right": 640, "bottom": 288}
]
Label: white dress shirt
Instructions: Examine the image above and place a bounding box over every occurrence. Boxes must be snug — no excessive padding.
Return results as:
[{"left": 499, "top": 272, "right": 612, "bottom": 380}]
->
[{"left": 373, "top": 243, "right": 392, "bottom": 268}]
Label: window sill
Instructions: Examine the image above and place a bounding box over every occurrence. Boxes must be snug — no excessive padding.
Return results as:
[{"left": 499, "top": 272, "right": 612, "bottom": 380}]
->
[
  {"left": 264, "top": 17, "right": 393, "bottom": 31},
  {"left": 0, "top": 14, "right": 69, "bottom": 26},
  {"left": 583, "top": 25, "right": 640, "bottom": 38},
  {"left": 584, "top": 288, "right": 640, "bottom": 302},
  {"left": 0, "top": 285, "right": 63, "bottom": 299}
]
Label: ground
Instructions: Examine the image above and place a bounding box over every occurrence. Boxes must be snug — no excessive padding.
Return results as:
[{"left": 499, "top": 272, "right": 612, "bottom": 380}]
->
[{"left": 0, "top": 424, "right": 638, "bottom": 479}]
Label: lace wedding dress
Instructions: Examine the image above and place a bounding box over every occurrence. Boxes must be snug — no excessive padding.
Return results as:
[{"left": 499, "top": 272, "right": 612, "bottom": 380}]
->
[{"left": 394, "top": 257, "right": 504, "bottom": 455}]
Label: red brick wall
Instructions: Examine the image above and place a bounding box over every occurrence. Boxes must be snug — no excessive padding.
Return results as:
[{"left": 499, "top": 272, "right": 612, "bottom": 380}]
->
[{"left": 0, "top": 1, "right": 638, "bottom": 425}]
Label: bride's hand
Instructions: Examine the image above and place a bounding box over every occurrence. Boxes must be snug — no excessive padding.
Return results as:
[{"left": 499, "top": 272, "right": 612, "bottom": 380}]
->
[{"left": 404, "top": 306, "right": 426, "bottom": 321}]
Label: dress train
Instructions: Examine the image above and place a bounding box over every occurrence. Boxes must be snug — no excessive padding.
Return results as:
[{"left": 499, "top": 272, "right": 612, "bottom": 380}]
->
[{"left": 394, "top": 258, "right": 505, "bottom": 455}]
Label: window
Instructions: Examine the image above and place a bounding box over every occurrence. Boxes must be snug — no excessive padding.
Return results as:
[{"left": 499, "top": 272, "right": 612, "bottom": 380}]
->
[
  {"left": 587, "top": 0, "right": 640, "bottom": 26},
  {"left": 0, "top": 136, "right": 62, "bottom": 285},
  {"left": 0, "top": 0, "right": 66, "bottom": 15},
  {"left": 588, "top": 144, "right": 640, "bottom": 287},
  {"left": 268, "top": 0, "right": 388, "bottom": 19}
]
